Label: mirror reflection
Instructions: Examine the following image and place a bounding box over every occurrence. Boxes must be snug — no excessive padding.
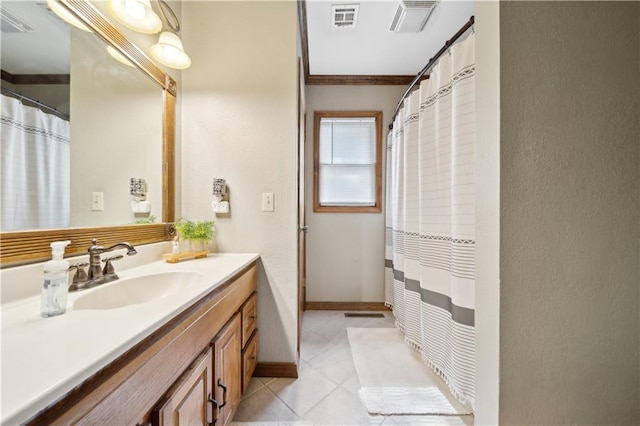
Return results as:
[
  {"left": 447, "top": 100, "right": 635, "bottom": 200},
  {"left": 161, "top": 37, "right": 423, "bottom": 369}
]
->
[{"left": 0, "top": 1, "right": 162, "bottom": 232}]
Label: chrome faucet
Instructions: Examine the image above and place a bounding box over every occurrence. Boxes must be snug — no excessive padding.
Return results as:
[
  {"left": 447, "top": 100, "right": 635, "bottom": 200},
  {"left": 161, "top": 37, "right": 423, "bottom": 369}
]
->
[{"left": 83, "top": 239, "right": 137, "bottom": 288}]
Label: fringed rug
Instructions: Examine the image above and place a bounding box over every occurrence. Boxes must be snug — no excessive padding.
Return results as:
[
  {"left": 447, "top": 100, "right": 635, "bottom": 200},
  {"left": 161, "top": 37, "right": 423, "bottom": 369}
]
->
[{"left": 347, "top": 327, "right": 472, "bottom": 416}]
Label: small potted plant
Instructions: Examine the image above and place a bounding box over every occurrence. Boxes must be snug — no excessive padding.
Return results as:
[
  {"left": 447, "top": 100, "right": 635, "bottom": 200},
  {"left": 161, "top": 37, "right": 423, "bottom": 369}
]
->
[
  {"left": 174, "top": 218, "right": 194, "bottom": 252},
  {"left": 192, "top": 220, "right": 215, "bottom": 252},
  {"left": 175, "top": 218, "right": 215, "bottom": 252}
]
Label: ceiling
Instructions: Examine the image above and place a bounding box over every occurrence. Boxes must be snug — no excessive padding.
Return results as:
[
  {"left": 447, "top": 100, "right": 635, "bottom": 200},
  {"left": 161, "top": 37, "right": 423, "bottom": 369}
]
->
[
  {"left": 1, "top": 1, "right": 70, "bottom": 74},
  {"left": 2, "top": 1, "right": 475, "bottom": 79},
  {"left": 303, "top": 0, "right": 474, "bottom": 77}
]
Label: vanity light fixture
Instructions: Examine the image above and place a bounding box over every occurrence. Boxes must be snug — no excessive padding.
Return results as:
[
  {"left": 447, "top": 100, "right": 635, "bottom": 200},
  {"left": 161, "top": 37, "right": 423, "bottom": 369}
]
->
[
  {"left": 150, "top": 31, "right": 191, "bottom": 69},
  {"left": 107, "top": 0, "right": 162, "bottom": 34},
  {"left": 150, "top": 0, "right": 191, "bottom": 70},
  {"left": 46, "top": 0, "right": 92, "bottom": 32}
]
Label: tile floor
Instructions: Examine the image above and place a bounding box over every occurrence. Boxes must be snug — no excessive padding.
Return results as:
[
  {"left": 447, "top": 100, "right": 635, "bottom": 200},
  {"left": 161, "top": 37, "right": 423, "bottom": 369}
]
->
[{"left": 232, "top": 310, "right": 474, "bottom": 426}]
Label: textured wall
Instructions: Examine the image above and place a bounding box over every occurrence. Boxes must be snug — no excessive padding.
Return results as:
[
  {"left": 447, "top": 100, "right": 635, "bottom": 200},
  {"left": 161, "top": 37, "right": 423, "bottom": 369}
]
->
[
  {"left": 181, "top": 1, "right": 299, "bottom": 363},
  {"left": 304, "top": 85, "right": 405, "bottom": 303},
  {"left": 500, "top": 2, "right": 640, "bottom": 423}
]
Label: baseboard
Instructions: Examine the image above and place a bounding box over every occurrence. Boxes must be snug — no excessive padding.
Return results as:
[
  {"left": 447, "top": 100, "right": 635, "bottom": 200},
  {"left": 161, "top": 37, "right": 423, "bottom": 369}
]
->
[
  {"left": 304, "top": 301, "right": 391, "bottom": 311},
  {"left": 254, "top": 362, "right": 298, "bottom": 378}
]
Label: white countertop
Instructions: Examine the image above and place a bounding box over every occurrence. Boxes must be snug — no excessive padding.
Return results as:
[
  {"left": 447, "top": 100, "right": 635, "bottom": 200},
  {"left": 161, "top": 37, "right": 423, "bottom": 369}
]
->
[{"left": 1, "top": 253, "right": 259, "bottom": 425}]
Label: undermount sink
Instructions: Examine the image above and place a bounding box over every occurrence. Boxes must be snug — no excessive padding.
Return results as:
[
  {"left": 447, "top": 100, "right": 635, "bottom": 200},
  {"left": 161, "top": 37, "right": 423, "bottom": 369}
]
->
[{"left": 72, "top": 271, "right": 203, "bottom": 310}]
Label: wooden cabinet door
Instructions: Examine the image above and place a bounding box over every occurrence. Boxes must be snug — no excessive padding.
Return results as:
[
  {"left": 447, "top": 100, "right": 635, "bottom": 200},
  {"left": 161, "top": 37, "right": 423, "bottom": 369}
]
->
[
  {"left": 241, "top": 292, "right": 257, "bottom": 348},
  {"left": 212, "top": 314, "right": 242, "bottom": 426},
  {"left": 242, "top": 330, "right": 258, "bottom": 393},
  {"left": 152, "top": 348, "right": 213, "bottom": 426}
]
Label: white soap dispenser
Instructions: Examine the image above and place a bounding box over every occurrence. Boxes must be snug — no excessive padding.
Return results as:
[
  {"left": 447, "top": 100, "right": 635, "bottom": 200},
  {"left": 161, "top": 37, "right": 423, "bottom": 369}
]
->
[{"left": 41, "top": 240, "right": 71, "bottom": 318}]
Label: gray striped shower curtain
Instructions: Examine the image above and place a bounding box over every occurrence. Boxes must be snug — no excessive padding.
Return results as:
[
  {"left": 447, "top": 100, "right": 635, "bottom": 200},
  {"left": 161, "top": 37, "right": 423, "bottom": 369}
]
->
[
  {"left": 384, "top": 33, "right": 476, "bottom": 407},
  {"left": 1, "top": 94, "right": 70, "bottom": 231}
]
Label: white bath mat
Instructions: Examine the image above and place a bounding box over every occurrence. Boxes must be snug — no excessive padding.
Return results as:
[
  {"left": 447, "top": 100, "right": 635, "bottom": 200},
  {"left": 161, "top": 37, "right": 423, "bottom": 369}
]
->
[{"left": 347, "top": 327, "right": 472, "bottom": 416}]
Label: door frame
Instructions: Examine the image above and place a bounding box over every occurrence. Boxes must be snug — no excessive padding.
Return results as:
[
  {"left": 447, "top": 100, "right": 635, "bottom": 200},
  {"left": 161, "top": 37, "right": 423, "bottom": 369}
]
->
[{"left": 296, "top": 57, "right": 307, "bottom": 362}]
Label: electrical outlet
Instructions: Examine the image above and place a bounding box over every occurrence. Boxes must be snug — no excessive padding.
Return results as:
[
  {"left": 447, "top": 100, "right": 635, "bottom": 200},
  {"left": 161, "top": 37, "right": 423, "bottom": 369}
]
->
[
  {"left": 262, "top": 192, "right": 274, "bottom": 212},
  {"left": 92, "top": 192, "right": 104, "bottom": 211}
]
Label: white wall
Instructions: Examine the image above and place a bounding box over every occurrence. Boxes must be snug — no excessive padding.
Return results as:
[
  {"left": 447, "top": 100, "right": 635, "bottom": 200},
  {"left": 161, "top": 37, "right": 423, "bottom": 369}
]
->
[
  {"left": 304, "top": 85, "right": 405, "bottom": 303},
  {"left": 70, "top": 27, "right": 163, "bottom": 227},
  {"left": 181, "top": 1, "right": 299, "bottom": 363},
  {"left": 473, "top": 1, "right": 500, "bottom": 424},
  {"left": 499, "top": 2, "right": 640, "bottom": 423}
]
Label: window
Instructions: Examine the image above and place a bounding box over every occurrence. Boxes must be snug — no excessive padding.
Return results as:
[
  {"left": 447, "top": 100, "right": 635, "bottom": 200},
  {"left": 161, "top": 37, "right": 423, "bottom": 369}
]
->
[{"left": 313, "top": 111, "right": 382, "bottom": 213}]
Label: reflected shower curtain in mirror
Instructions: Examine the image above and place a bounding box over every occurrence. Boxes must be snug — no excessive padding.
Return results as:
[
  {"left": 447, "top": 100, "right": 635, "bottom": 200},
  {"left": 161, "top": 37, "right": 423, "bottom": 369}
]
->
[
  {"left": 384, "top": 33, "right": 476, "bottom": 407},
  {"left": 1, "top": 95, "right": 70, "bottom": 231}
]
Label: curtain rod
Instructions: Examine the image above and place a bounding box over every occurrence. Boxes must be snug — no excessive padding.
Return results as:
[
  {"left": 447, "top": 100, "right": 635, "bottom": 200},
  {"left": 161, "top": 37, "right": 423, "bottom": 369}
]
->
[
  {"left": 389, "top": 15, "right": 475, "bottom": 128},
  {"left": 1, "top": 86, "right": 70, "bottom": 121}
]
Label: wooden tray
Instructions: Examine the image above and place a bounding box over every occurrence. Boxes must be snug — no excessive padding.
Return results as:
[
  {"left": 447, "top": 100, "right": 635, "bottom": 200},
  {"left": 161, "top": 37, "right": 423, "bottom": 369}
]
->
[{"left": 162, "top": 250, "right": 209, "bottom": 263}]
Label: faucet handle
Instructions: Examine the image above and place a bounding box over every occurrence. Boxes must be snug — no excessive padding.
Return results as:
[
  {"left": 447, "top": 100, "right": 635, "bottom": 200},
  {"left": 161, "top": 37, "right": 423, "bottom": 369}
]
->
[
  {"left": 68, "top": 262, "right": 89, "bottom": 291},
  {"left": 102, "top": 254, "right": 123, "bottom": 277}
]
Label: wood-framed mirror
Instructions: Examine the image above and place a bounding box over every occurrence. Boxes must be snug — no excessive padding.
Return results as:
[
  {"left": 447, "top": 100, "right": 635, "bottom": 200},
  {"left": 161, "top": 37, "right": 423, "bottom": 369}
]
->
[{"left": 0, "top": 0, "right": 176, "bottom": 266}]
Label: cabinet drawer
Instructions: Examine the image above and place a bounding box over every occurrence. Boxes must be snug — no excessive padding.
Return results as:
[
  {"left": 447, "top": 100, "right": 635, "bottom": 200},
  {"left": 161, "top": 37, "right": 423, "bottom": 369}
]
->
[
  {"left": 241, "top": 292, "right": 257, "bottom": 348},
  {"left": 242, "top": 330, "right": 258, "bottom": 394}
]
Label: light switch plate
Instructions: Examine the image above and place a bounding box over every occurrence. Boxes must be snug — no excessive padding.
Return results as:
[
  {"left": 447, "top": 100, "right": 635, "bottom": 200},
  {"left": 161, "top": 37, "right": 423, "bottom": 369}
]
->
[
  {"left": 92, "top": 192, "right": 104, "bottom": 211},
  {"left": 262, "top": 193, "right": 274, "bottom": 212}
]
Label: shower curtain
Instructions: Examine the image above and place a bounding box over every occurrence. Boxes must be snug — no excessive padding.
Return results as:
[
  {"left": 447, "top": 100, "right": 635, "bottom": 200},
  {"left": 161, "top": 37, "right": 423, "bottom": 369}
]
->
[
  {"left": 1, "top": 94, "right": 70, "bottom": 231},
  {"left": 384, "top": 32, "right": 476, "bottom": 407}
]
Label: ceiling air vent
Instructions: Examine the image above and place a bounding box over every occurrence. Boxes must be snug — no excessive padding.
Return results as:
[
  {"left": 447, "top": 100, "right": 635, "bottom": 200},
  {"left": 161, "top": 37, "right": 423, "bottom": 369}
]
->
[
  {"left": 1, "top": 7, "right": 35, "bottom": 33},
  {"left": 389, "top": 0, "right": 438, "bottom": 33},
  {"left": 35, "top": 2, "right": 68, "bottom": 26},
  {"left": 331, "top": 4, "right": 359, "bottom": 29}
]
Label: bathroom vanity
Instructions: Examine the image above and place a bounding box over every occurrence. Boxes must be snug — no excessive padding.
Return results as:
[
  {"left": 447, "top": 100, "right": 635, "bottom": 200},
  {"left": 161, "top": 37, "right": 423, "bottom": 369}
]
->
[{"left": 1, "top": 253, "right": 259, "bottom": 425}]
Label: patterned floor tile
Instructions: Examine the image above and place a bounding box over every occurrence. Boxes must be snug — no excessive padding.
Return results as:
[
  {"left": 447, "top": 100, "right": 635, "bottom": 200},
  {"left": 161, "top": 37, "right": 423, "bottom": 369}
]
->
[
  {"left": 233, "top": 387, "right": 299, "bottom": 422},
  {"left": 305, "top": 339, "right": 356, "bottom": 385},
  {"left": 234, "top": 311, "right": 474, "bottom": 426},
  {"left": 301, "top": 386, "right": 384, "bottom": 425},
  {"left": 266, "top": 361, "right": 338, "bottom": 417}
]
